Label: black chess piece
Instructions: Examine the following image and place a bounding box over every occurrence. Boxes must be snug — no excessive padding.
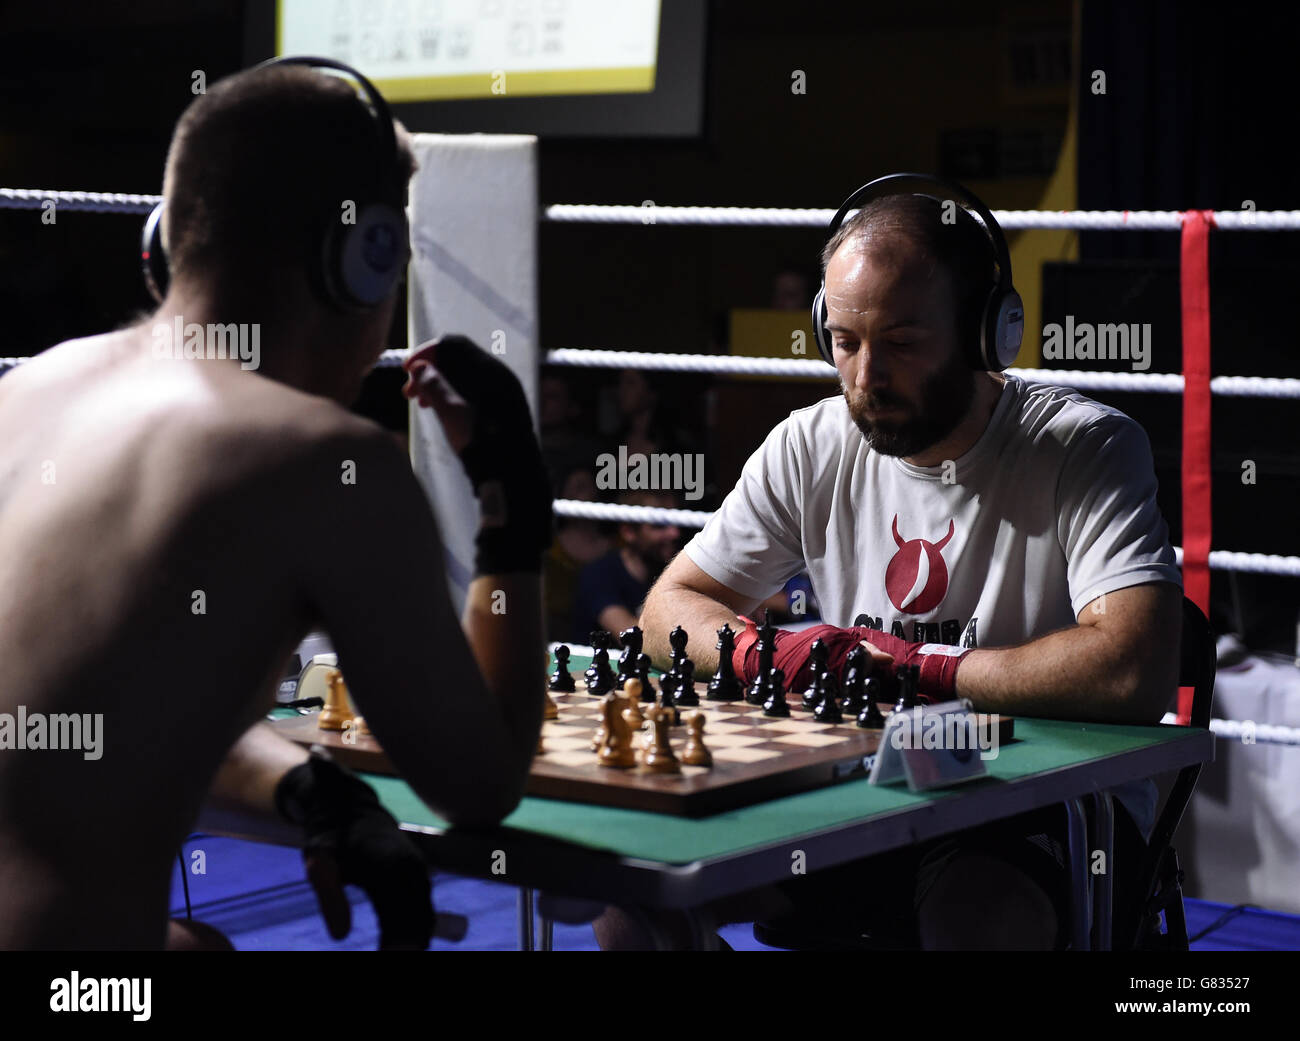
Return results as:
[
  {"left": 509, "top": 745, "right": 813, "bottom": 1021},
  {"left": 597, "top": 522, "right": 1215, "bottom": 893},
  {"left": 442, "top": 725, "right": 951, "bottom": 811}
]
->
[
  {"left": 656, "top": 682, "right": 681, "bottom": 726},
  {"left": 616, "top": 626, "right": 643, "bottom": 688},
  {"left": 747, "top": 616, "right": 781, "bottom": 705},
  {"left": 840, "top": 645, "right": 867, "bottom": 714},
  {"left": 756, "top": 611, "right": 778, "bottom": 676},
  {"left": 813, "top": 673, "right": 843, "bottom": 724},
  {"left": 892, "top": 664, "right": 918, "bottom": 714},
  {"left": 548, "top": 645, "right": 576, "bottom": 693},
  {"left": 585, "top": 630, "right": 616, "bottom": 697},
  {"left": 659, "top": 663, "right": 679, "bottom": 703},
  {"left": 634, "top": 653, "right": 657, "bottom": 701},
  {"left": 673, "top": 657, "right": 700, "bottom": 706},
  {"left": 857, "top": 675, "right": 886, "bottom": 728},
  {"left": 800, "top": 639, "right": 830, "bottom": 709},
  {"left": 668, "top": 625, "right": 688, "bottom": 671},
  {"left": 762, "top": 667, "right": 790, "bottom": 717},
  {"left": 707, "top": 623, "right": 742, "bottom": 701}
]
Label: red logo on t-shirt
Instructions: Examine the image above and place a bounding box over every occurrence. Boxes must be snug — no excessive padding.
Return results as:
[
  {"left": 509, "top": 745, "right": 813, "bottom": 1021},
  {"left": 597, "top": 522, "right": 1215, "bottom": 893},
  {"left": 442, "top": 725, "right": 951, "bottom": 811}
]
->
[{"left": 885, "top": 515, "right": 955, "bottom": 614}]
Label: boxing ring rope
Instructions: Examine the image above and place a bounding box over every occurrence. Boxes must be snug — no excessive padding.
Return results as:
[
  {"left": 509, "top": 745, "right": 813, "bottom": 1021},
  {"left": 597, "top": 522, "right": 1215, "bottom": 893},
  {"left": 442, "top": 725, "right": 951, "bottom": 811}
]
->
[
  {"left": 539, "top": 348, "right": 1300, "bottom": 400},
  {"left": 0, "top": 188, "right": 161, "bottom": 214},
  {"left": 551, "top": 499, "right": 1300, "bottom": 578},
  {"left": 3, "top": 190, "right": 1299, "bottom": 579},
  {"left": 3, "top": 189, "right": 1298, "bottom": 582},
  {"left": 6, "top": 187, "right": 1300, "bottom": 229},
  {"left": 13, "top": 348, "right": 1300, "bottom": 402},
  {"left": 1160, "top": 713, "right": 1300, "bottom": 746},
  {"left": 543, "top": 203, "right": 1300, "bottom": 231}
]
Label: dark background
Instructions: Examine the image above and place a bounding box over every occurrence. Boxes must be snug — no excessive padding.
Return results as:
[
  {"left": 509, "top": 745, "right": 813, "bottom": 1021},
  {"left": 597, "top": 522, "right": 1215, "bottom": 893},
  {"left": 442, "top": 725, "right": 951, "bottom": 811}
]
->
[{"left": 1, "top": 0, "right": 1297, "bottom": 650}]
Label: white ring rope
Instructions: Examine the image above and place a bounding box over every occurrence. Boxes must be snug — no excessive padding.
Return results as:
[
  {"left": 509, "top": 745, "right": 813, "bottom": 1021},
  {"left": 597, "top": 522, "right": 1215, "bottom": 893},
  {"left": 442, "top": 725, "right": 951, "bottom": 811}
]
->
[
  {"left": 0, "top": 188, "right": 161, "bottom": 214},
  {"left": 557, "top": 500, "right": 1300, "bottom": 578},
  {"left": 542, "top": 349, "right": 1300, "bottom": 399},
  {"left": 553, "top": 498, "right": 713, "bottom": 530},
  {"left": 548, "top": 348, "right": 831, "bottom": 378},
  {"left": 2, "top": 190, "right": 1295, "bottom": 576},
  {"left": 10, "top": 348, "right": 1300, "bottom": 402},
  {"left": 1161, "top": 712, "right": 1300, "bottom": 746},
  {"left": 397, "top": 348, "right": 1300, "bottom": 402},
  {"left": 1173, "top": 547, "right": 1300, "bottom": 578},
  {"left": 4, "top": 188, "right": 1300, "bottom": 230},
  {"left": 3, "top": 350, "right": 1297, "bottom": 576},
  {"left": 554, "top": 349, "right": 1300, "bottom": 400},
  {"left": 543, "top": 203, "right": 1300, "bottom": 231}
]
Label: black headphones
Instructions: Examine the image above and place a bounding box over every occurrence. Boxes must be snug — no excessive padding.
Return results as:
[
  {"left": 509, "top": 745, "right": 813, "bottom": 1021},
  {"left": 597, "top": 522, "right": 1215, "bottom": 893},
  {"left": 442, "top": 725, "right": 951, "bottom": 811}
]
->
[
  {"left": 141, "top": 55, "right": 409, "bottom": 310},
  {"left": 811, "top": 173, "right": 1024, "bottom": 371}
]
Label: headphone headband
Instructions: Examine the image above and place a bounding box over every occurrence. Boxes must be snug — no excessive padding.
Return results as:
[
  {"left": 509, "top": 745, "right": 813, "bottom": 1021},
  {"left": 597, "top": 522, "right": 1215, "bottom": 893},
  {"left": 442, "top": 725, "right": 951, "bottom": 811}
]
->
[
  {"left": 253, "top": 55, "right": 400, "bottom": 200},
  {"left": 142, "top": 55, "right": 409, "bottom": 310},
  {"left": 825, "top": 173, "right": 1014, "bottom": 296},
  {"left": 811, "top": 172, "right": 1023, "bottom": 371}
]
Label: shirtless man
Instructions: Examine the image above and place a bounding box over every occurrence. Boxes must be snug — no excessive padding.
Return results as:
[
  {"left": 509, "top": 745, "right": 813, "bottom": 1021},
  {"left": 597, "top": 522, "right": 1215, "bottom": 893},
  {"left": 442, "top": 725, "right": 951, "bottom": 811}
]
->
[{"left": 0, "top": 62, "right": 550, "bottom": 948}]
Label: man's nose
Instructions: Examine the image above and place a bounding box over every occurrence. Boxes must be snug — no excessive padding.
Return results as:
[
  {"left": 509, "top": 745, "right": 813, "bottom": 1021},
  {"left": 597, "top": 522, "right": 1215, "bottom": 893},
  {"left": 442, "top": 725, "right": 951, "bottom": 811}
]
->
[{"left": 852, "top": 343, "right": 892, "bottom": 390}]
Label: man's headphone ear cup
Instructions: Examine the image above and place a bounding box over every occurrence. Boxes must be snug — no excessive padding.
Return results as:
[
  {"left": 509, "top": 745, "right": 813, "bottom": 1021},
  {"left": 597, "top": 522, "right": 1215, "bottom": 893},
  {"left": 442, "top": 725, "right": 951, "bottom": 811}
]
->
[
  {"left": 321, "top": 202, "right": 408, "bottom": 308},
  {"left": 811, "top": 284, "right": 833, "bottom": 365},
  {"left": 141, "top": 203, "right": 169, "bottom": 304},
  {"left": 982, "top": 288, "right": 1024, "bottom": 371}
]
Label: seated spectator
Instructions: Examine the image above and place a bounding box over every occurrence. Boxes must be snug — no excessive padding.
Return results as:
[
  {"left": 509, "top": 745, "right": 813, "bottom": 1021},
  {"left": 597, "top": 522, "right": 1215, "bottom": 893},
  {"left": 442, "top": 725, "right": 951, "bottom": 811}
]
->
[
  {"left": 539, "top": 371, "right": 605, "bottom": 491},
  {"left": 571, "top": 490, "right": 682, "bottom": 642},
  {"left": 544, "top": 467, "right": 612, "bottom": 643}
]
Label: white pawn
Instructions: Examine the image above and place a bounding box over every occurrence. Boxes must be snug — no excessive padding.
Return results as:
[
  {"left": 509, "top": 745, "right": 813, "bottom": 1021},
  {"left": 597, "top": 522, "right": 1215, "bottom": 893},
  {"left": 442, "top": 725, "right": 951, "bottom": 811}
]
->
[{"left": 682, "top": 712, "right": 713, "bottom": 767}]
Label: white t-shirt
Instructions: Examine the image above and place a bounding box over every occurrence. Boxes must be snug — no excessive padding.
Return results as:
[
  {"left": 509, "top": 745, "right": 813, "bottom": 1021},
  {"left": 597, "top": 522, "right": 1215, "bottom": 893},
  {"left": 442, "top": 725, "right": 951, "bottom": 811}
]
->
[{"left": 685, "top": 375, "right": 1182, "bottom": 836}]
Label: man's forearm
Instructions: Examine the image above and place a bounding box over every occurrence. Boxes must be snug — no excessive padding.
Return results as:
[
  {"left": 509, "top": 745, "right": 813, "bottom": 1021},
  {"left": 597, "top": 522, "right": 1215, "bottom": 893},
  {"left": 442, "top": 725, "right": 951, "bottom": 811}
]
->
[
  {"left": 463, "top": 572, "right": 545, "bottom": 793},
  {"left": 954, "top": 625, "right": 1174, "bottom": 724},
  {"left": 209, "top": 723, "right": 311, "bottom": 815},
  {"left": 640, "top": 583, "right": 740, "bottom": 677}
]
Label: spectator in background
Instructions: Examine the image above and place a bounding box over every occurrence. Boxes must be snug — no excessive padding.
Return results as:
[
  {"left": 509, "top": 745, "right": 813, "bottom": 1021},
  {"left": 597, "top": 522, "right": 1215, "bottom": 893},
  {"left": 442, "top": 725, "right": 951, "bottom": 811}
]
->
[
  {"left": 599, "top": 370, "right": 694, "bottom": 460},
  {"left": 544, "top": 466, "right": 612, "bottom": 643},
  {"left": 770, "top": 265, "right": 815, "bottom": 310},
  {"left": 572, "top": 489, "right": 682, "bottom": 642},
  {"left": 539, "top": 370, "right": 605, "bottom": 491}
]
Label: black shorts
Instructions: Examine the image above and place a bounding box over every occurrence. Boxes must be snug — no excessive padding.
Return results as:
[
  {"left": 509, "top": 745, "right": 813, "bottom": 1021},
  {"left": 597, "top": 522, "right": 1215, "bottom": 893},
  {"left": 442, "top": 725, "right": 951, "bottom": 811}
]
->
[{"left": 773, "top": 801, "right": 1147, "bottom": 949}]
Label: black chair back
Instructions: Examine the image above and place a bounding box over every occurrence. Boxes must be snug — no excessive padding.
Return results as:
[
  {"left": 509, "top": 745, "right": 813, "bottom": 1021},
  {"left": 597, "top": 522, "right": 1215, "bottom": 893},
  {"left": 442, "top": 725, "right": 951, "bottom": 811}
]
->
[{"left": 1119, "top": 595, "right": 1216, "bottom": 948}]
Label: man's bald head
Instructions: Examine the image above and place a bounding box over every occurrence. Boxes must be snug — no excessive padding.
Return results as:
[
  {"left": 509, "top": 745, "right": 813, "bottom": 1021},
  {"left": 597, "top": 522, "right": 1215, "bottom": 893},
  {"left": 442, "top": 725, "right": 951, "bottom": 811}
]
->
[{"left": 821, "top": 194, "right": 997, "bottom": 364}]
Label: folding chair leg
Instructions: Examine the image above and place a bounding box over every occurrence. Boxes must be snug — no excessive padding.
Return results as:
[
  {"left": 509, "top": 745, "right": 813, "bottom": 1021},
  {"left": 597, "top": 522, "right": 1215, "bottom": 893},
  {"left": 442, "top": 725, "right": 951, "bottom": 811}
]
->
[
  {"left": 1160, "top": 850, "right": 1190, "bottom": 950},
  {"left": 517, "top": 888, "right": 535, "bottom": 951},
  {"left": 1064, "top": 797, "right": 1092, "bottom": 950},
  {"left": 1090, "top": 792, "right": 1115, "bottom": 951}
]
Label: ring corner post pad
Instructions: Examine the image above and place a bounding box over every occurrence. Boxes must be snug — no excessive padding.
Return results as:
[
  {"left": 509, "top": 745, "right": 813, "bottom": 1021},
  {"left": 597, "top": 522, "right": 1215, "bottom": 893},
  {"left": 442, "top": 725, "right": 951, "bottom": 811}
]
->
[{"left": 404, "top": 132, "right": 539, "bottom": 614}]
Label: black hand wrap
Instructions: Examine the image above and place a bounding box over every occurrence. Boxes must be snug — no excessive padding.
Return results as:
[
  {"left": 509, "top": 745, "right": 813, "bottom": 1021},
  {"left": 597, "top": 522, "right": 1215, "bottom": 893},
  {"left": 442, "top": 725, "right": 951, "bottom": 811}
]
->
[
  {"left": 419, "top": 335, "right": 553, "bottom": 575},
  {"left": 275, "top": 754, "right": 434, "bottom": 950}
]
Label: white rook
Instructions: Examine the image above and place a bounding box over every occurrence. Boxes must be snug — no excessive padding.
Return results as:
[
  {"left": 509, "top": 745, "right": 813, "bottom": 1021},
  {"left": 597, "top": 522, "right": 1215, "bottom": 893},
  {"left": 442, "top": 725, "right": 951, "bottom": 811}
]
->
[{"left": 405, "top": 134, "right": 539, "bottom": 613}]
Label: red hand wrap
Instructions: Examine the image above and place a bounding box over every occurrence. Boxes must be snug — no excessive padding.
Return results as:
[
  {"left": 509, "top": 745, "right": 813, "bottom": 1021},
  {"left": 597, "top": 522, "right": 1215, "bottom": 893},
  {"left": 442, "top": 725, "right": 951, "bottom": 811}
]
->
[{"left": 732, "top": 620, "right": 970, "bottom": 701}]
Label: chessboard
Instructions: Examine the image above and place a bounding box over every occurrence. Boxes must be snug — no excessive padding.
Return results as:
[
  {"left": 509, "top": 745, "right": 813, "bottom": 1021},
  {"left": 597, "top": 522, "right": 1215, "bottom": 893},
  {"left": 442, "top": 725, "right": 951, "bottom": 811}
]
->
[{"left": 270, "top": 677, "right": 1015, "bottom": 817}]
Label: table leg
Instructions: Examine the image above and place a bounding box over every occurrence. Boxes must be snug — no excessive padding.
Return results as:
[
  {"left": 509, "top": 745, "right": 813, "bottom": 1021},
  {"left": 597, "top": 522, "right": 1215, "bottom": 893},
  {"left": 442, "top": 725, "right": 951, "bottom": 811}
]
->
[
  {"left": 1090, "top": 791, "right": 1115, "bottom": 951},
  {"left": 1064, "top": 797, "right": 1092, "bottom": 951},
  {"left": 517, "top": 888, "right": 535, "bottom": 951},
  {"left": 540, "top": 916, "right": 554, "bottom": 951}
]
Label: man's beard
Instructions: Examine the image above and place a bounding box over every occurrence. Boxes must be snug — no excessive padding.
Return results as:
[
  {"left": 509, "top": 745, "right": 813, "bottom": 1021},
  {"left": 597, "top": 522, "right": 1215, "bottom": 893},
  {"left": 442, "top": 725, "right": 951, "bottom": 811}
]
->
[{"left": 845, "top": 351, "right": 976, "bottom": 458}]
